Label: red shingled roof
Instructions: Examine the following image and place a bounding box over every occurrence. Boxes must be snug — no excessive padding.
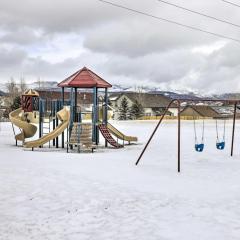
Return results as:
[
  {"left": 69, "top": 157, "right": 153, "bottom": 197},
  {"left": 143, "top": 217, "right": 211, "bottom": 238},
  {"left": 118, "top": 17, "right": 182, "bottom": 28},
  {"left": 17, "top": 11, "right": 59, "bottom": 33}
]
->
[{"left": 58, "top": 67, "right": 112, "bottom": 88}]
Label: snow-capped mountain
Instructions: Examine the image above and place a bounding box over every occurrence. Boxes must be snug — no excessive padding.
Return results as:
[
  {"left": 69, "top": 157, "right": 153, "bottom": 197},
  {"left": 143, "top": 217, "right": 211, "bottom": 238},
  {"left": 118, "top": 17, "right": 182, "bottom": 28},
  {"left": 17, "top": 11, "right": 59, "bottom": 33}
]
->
[{"left": 1, "top": 80, "right": 240, "bottom": 101}]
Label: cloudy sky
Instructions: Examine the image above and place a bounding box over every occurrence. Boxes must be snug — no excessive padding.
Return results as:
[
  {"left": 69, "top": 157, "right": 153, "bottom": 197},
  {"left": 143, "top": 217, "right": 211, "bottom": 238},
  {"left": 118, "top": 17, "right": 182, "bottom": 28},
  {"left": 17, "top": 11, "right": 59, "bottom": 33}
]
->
[{"left": 0, "top": 0, "right": 240, "bottom": 93}]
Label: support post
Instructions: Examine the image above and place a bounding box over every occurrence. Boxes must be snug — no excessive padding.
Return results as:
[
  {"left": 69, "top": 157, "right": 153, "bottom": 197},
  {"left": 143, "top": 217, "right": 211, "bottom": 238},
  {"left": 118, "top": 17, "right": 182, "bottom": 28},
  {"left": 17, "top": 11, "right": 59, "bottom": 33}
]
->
[
  {"left": 96, "top": 88, "right": 99, "bottom": 144},
  {"left": 231, "top": 102, "right": 237, "bottom": 156},
  {"left": 92, "top": 87, "right": 98, "bottom": 144},
  {"left": 56, "top": 101, "right": 59, "bottom": 148},
  {"left": 39, "top": 100, "right": 42, "bottom": 139},
  {"left": 74, "top": 88, "right": 77, "bottom": 122},
  {"left": 61, "top": 87, "right": 65, "bottom": 148},
  {"left": 104, "top": 88, "right": 108, "bottom": 124},
  {"left": 104, "top": 88, "right": 108, "bottom": 147},
  {"left": 177, "top": 100, "right": 181, "bottom": 173},
  {"left": 53, "top": 102, "right": 56, "bottom": 146}
]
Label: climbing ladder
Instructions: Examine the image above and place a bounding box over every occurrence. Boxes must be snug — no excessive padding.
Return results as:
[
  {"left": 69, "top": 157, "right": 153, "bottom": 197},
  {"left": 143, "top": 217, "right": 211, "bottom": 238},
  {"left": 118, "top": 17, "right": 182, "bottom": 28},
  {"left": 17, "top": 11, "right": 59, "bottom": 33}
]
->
[
  {"left": 98, "top": 124, "right": 123, "bottom": 148},
  {"left": 41, "top": 112, "right": 54, "bottom": 147}
]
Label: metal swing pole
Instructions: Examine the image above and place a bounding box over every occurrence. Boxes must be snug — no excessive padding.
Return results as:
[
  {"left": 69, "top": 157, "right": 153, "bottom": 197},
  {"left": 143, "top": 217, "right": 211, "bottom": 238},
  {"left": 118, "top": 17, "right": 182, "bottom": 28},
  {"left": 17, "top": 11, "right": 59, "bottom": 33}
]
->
[
  {"left": 177, "top": 100, "right": 181, "bottom": 173},
  {"left": 231, "top": 102, "right": 237, "bottom": 157},
  {"left": 11, "top": 122, "right": 17, "bottom": 146},
  {"left": 135, "top": 99, "right": 177, "bottom": 166}
]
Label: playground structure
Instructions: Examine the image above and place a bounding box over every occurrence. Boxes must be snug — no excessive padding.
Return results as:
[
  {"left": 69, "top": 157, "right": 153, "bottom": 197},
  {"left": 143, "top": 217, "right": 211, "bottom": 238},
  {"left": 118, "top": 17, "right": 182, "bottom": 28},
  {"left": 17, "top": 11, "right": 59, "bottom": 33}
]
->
[
  {"left": 9, "top": 108, "right": 37, "bottom": 143},
  {"left": 10, "top": 67, "right": 138, "bottom": 152},
  {"left": 24, "top": 107, "right": 70, "bottom": 149},
  {"left": 8, "top": 71, "right": 240, "bottom": 167},
  {"left": 136, "top": 99, "right": 240, "bottom": 172},
  {"left": 10, "top": 89, "right": 39, "bottom": 144}
]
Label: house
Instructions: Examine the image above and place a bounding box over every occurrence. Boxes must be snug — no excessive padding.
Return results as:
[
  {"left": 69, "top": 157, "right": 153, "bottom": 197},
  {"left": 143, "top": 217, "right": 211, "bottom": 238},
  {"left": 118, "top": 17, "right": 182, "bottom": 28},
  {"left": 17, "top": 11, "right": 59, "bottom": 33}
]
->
[
  {"left": 37, "top": 89, "right": 93, "bottom": 104},
  {"left": 37, "top": 89, "right": 94, "bottom": 112},
  {"left": 180, "top": 105, "right": 221, "bottom": 119},
  {"left": 212, "top": 106, "right": 240, "bottom": 119},
  {"left": 109, "top": 92, "right": 178, "bottom": 119},
  {"left": 37, "top": 89, "right": 115, "bottom": 120}
]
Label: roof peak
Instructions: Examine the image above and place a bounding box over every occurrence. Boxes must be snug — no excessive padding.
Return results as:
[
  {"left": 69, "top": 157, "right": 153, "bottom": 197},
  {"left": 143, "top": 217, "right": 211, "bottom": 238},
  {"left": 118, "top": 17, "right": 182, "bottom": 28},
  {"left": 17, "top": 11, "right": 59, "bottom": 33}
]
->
[{"left": 58, "top": 67, "right": 112, "bottom": 88}]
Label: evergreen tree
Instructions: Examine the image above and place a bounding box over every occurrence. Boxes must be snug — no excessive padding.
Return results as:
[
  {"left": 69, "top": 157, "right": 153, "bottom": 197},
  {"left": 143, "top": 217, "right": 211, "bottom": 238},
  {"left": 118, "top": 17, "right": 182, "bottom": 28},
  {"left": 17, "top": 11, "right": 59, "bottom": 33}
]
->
[
  {"left": 130, "top": 100, "right": 144, "bottom": 119},
  {"left": 118, "top": 97, "right": 130, "bottom": 120},
  {"left": 11, "top": 96, "right": 21, "bottom": 110},
  {"left": 3, "top": 109, "right": 10, "bottom": 119}
]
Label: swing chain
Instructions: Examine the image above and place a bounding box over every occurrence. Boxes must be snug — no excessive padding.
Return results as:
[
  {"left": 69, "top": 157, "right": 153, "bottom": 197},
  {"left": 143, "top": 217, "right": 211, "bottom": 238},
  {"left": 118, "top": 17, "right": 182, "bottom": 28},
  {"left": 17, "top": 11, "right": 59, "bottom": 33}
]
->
[
  {"left": 193, "top": 116, "right": 204, "bottom": 144},
  {"left": 216, "top": 119, "right": 226, "bottom": 143}
]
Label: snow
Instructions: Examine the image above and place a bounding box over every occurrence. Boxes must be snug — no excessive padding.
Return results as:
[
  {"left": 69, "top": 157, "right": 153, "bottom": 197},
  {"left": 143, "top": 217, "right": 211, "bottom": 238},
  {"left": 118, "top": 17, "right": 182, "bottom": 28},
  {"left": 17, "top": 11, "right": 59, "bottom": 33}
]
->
[{"left": 1, "top": 120, "right": 240, "bottom": 240}]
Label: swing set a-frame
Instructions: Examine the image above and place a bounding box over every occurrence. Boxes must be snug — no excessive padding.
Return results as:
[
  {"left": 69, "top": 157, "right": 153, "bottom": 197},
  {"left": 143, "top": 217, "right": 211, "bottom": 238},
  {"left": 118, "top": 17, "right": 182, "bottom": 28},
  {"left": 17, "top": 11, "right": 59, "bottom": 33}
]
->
[{"left": 135, "top": 99, "right": 240, "bottom": 172}]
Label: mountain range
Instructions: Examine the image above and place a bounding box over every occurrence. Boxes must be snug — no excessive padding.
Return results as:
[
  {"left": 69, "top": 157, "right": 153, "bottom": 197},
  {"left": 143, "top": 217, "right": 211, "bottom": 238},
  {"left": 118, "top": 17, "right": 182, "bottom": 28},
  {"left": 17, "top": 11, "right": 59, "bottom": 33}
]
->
[{"left": 0, "top": 81, "right": 240, "bottom": 100}]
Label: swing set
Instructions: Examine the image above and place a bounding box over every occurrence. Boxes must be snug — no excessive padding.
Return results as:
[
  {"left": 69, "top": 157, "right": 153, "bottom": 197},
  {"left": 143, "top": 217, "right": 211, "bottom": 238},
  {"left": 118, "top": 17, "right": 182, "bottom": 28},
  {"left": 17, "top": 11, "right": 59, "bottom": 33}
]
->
[{"left": 135, "top": 99, "right": 240, "bottom": 172}]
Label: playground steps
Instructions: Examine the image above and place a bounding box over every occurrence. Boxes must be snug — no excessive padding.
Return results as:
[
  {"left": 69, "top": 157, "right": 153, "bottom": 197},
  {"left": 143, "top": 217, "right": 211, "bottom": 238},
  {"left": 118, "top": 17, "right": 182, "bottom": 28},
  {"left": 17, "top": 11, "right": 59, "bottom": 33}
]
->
[
  {"left": 68, "top": 123, "right": 96, "bottom": 152},
  {"left": 98, "top": 124, "right": 123, "bottom": 148}
]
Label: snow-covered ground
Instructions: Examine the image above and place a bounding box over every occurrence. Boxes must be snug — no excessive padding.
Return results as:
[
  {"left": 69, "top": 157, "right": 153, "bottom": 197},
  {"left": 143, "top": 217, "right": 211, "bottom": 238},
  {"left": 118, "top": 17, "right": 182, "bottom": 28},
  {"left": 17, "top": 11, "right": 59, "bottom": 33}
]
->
[{"left": 1, "top": 120, "right": 240, "bottom": 240}]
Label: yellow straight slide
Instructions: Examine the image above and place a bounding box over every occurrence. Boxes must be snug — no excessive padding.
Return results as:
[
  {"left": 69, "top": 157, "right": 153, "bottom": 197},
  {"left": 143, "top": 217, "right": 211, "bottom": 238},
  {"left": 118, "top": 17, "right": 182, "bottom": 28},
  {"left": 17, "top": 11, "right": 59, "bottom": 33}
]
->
[
  {"left": 107, "top": 122, "right": 138, "bottom": 143},
  {"left": 9, "top": 108, "right": 37, "bottom": 141},
  {"left": 24, "top": 107, "right": 70, "bottom": 148}
]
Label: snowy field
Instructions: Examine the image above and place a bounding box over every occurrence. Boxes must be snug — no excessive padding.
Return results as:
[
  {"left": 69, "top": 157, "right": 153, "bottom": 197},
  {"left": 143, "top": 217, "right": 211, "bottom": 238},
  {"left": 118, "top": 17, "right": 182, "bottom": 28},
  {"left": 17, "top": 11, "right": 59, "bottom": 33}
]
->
[{"left": 1, "top": 120, "right": 240, "bottom": 240}]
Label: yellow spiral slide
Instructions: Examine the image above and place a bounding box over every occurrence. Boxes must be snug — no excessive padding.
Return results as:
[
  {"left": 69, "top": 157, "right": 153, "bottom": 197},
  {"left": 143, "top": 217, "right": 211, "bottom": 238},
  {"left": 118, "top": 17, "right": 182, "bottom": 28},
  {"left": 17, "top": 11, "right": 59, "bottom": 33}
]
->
[
  {"left": 24, "top": 107, "right": 70, "bottom": 149},
  {"left": 9, "top": 108, "right": 37, "bottom": 142}
]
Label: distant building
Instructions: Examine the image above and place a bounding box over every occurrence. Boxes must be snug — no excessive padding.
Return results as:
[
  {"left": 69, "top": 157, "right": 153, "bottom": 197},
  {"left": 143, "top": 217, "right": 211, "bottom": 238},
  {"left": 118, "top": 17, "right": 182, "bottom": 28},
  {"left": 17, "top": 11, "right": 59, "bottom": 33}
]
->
[
  {"left": 212, "top": 106, "right": 240, "bottom": 118},
  {"left": 37, "top": 89, "right": 93, "bottom": 104},
  {"left": 37, "top": 89, "right": 93, "bottom": 112},
  {"left": 109, "top": 92, "right": 178, "bottom": 119},
  {"left": 180, "top": 105, "right": 221, "bottom": 118}
]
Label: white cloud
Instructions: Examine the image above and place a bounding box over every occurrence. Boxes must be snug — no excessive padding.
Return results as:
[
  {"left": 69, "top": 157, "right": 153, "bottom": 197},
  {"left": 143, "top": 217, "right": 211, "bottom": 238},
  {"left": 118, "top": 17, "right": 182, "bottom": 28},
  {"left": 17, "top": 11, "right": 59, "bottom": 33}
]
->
[
  {"left": 192, "top": 41, "right": 227, "bottom": 55},
  {"left": 0, "top": 0, "right": 239, "bottom": 93}
]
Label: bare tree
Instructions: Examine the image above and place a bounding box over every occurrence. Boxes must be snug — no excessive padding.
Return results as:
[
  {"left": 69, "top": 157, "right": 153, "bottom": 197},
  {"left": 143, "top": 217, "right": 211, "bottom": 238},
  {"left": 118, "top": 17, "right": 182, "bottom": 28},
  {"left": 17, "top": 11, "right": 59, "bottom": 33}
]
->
[
  {"left": 19, "top": 76, "right": 27, "bottom": 94},
  {"left": 5, "top": 77, "right": 19, "bottom": 106},
  {"left": 36, "top": 77, "right": 44, "bottom": 89},
  {"left": 134, "top": 85, "right": 144, "bottom": 105}
]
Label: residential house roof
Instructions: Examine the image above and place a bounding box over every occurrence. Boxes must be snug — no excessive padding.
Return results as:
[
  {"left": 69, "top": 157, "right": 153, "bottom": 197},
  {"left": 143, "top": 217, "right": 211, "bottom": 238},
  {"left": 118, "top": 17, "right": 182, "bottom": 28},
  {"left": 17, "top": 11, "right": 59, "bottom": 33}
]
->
[
  {"left": 109, "top": 92, "right": 177, "bottom": 108},
  {"left": 180, "top": 105, "right": 220, "bottom": 118}
]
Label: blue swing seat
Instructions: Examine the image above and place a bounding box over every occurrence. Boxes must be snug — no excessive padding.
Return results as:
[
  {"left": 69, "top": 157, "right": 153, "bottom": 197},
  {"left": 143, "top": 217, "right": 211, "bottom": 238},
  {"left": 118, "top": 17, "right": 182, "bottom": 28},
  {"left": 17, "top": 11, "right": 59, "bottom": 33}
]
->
[
  {"left": 195, "top": 143, "right": 204, "bottom": 152},
  {"left": 216, "top": 141, "right": 225, "bottom": 150}
]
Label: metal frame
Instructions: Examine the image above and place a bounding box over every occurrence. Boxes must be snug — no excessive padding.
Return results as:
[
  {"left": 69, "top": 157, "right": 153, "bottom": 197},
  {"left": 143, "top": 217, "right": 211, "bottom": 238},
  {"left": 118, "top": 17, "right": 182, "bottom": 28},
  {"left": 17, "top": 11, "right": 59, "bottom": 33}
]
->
[{"left": 135, "top": 99, "right": 240, "bottom": 172}]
